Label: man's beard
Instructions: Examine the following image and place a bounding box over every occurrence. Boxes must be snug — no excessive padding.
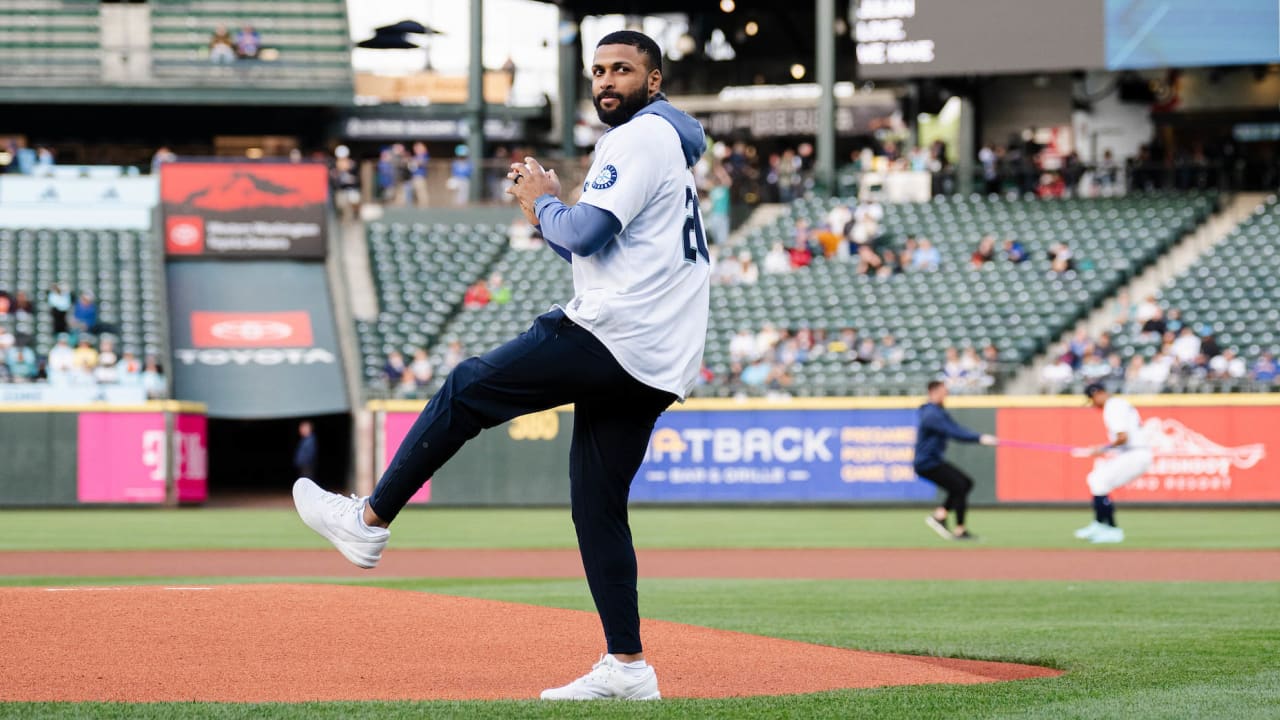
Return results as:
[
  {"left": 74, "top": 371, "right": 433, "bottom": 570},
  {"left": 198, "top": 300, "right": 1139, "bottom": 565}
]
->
[{"left": 593, "top": 85, "right": 650, "bottom": 126}]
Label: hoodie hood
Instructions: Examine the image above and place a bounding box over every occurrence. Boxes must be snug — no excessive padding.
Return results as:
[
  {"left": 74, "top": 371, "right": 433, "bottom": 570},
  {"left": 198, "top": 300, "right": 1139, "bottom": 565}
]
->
[{"left": 633, "top": 94, "right": 707, "bottom": 168}]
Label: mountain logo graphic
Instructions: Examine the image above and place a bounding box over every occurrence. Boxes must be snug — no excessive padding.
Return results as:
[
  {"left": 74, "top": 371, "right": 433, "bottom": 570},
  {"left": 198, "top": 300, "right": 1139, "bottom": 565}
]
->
[{"left": 1144, "top": 417, "right": 1266, "bottom": 469}]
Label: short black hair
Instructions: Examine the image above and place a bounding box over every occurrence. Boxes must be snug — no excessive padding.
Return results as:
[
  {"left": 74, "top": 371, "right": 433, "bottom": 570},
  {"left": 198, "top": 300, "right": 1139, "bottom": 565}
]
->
[
  {"left": 927, "top": 380, "right": 945, "bottom": 393},
  {"left": 596, "top": 30, "right": 663, "bottom": 75}
]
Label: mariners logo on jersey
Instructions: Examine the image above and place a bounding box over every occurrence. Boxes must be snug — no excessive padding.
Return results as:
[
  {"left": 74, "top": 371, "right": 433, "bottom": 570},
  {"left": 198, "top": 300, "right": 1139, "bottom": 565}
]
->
[{"left": 589, "top": 164, "right": 619, "bottom": 190}]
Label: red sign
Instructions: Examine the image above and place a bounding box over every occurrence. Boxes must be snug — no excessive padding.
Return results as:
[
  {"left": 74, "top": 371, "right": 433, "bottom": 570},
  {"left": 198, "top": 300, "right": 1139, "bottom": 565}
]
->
[
  {"left": 997, "top": 406, "right": 1276, "bottom": 502},
  {"left": 165, "top": 215, "right": 205, "bottom": 254},
  {"left": 191, "top": 311, "right": 314, "bottom": 348},
  {"left": 160, "top": 162, "right": 328, "bottom": 258}
]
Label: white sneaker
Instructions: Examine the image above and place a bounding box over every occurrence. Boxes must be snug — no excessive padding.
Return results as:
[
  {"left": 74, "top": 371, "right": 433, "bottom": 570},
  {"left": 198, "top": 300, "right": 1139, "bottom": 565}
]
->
[
  {"left": 1090, "top": 526, "right": 1125, "bottom": 544},
  {"left": 925, "top": 515, "right": 954, "bottom": 540},
  {"left": 292, "top": 478, "right": 390, "bottom": 569},
  {"left": 540, "top": 654, "right": 661, "bottom": 700},
  {"left": 1074, "top": 521, "right": 1106, "bottom": 540}
]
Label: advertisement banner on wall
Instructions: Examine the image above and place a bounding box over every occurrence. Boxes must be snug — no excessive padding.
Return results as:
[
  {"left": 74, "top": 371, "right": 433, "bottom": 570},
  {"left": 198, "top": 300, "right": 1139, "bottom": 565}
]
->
[
  {"left": 632, "top": 409, "right": 935, "bottom": 503},
  {"left": 160, "top": 162, "right": 329, "bottom": 258},
  {"left": 76, "top": 412, "right": 208, "bottom": 504},
  {"left": 996, "top": 406, "right": 1277, "bottom": 502},
  {"left": 382, "top": 410, "right": 432, "bottom": 504},
  {"left": 166, "top": 261, "right": 349, "bottom": 419}
]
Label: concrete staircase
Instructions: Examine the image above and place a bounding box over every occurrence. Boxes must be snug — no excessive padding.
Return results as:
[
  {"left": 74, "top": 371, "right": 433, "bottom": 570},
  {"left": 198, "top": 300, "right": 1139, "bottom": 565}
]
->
[{"left": 1005, "top": 192, "right": 1270, "bottom": 394}]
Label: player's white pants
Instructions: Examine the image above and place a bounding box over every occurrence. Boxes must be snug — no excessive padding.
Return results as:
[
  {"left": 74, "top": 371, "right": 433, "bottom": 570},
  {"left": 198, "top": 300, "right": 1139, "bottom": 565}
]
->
[{"left": 1087, "top": 448, "right": 1154, "bottom": 495}]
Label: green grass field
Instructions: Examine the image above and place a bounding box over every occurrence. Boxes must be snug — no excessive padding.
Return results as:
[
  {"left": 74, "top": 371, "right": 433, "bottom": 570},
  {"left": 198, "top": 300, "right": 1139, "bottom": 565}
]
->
[{"left": 1, "top": 507, "right": 1277, "bottom": 719}]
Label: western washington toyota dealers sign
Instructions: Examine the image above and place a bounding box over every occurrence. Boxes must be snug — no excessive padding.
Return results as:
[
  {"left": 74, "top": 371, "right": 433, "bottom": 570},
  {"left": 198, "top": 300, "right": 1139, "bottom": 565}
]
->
[{"left": 161, "top": 162, "right": 328, "bottom": 258}]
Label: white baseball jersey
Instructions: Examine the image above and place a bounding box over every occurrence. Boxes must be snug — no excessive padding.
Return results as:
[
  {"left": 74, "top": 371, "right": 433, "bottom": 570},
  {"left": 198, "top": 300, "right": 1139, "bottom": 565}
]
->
[
  {"left": 1102, "top": 397, "right": 1147, "bottom": 449},
  {"left": 560, "top": 112, "right": 711, "bottom": 400}
]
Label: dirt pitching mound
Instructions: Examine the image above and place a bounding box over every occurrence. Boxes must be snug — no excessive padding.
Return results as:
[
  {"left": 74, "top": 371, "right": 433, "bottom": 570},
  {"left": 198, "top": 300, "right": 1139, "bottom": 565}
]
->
[{"left": 0, "top": 584, "right": 1060, "bottom": 702}]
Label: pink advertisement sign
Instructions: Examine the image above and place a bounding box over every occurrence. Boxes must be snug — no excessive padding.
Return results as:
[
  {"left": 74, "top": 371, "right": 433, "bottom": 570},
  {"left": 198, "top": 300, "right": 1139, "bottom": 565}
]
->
[
  {"left": 77, "top": 413, "right": 208, "bottom": 504},
  {"left": 383, "top": 412, "right": 431, "bottom": 503}
]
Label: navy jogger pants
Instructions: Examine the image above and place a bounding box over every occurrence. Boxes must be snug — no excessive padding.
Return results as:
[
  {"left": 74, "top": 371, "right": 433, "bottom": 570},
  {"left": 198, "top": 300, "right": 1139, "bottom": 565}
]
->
[{"left": 369, "top": 309, "right": 675, "bottom": 654}]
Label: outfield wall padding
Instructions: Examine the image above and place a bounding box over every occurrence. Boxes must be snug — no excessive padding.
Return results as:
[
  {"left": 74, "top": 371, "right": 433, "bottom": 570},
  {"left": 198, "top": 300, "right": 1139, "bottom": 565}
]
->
[{"left": 367, "top": 395, "right": 1278, "bottom": 506}]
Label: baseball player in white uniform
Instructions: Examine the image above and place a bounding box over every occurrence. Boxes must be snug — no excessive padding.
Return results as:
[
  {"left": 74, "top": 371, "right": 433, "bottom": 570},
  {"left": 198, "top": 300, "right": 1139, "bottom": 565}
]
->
[
  {"left": 292, "top": 30, "right": 708, "bottom": 701},
  {"left": 1074, "top": 382, "right": 1153, "bottom": 543}
]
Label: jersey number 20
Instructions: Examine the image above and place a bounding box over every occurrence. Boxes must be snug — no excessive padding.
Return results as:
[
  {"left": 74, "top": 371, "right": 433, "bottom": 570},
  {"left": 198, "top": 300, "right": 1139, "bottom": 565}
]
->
[{"left": 683, "top": 187, "right": 709, "bottom": 264}]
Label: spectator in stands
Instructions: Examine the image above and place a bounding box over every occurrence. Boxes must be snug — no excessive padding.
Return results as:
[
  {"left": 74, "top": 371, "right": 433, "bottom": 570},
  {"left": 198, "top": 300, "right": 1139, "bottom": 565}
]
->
[
  {"left": 409, "top": 142, "right": 430, "bottom": 208},
  {"left": 1096, "top": 149, "right": 1119, "bottom": 196},
  {"left": 0, "top": 290, "right": 9, "bottom": 317},
  {"left": 1198, "top": 331, "right": 1221, "bottom": 361},
  {"left": 851, "top": 199, "right": 884, "bottom": 246},
  {"left": 855, "top": 245, "right": 883, "bottom": 277},
  {"left": 705, "top": 165, "right": 733, "bottom": 246},
  {"left": 234, "top": 23, "right": 261, "bottom": 59},
  {"left": 1209, "top": 348, "right": 1247, "bottom": 380},
  {"left": 463, "top": 278, "right": 491, "bottom": 309},
  {"left": 394, "top": 368, "right": 419, "bottom": 400},
  {"left": 46, "top": 335, "right": 74, "bottom": 385},
  {"left": 508, "top": 218, "right": 543, "bottom": 250},
  {"left": 294, "top": 421, "right": 318, "bottom": 479},
  {"left": 1139, "top": 307, "right": 1167, "bottom": 340},
  {"left": 383, "top": 350, "right": 407, "bottom": 387},
  {"left": 93, "top": 337, "right": 119, "bottom": 384},
  {"left": 911, "top": 238, "right": 940, "bottom": 271},
  {"left": 1079, "top": 351, "right": 1111, "bottom": 384},
  {"left": 941, "top": 346, "right": 966, "bottom": 389},
  {"left": 1122, "top": 355, "right": 1148, "bottom": 394},
  {"left": 72, "top": 336, "right": 98, "bottom": 377},
  {"left": 1171, "top": 326, "right": 1201, "bottom": 366},
  {"left": 854, "top": 337, "right": 878, "bottom": 365},
  {"left": 209, "top": 26, "right": 236, "bottom": 64},
  {"left": 762, "top": 242, "right": 790, "bottom": 275},
  {"left": 1040, "top": 346, "right": 1075, "bottom": 393},
  {"left": 34, "top": 146, "right": 55, "bottom": 176},
  {"left": 116, "top": 350, "right": 142, "bottom": 386},
  {"left": 139, "top": 356, "right": 164, "bottom": 398},
  {"left": 71, "top": 291, "right": 97, "bottom": 334},
  {"left": 1067, "top": 328, "right": 1090, "bottom": 368},
  {"left": 982, "top": 343, "right": 1001, "bottom": 375},
  {"left": 1251, "top": 351, "right": 1278, "bottom": 386},
  {"left": 47, "top": 283, "right": 70, "bottom": 334},
  {"left": 438, "top": 339, "right": 465, "bottom": 377},
  {"left": 1002, "top": 237, "right": 1028, "bottom": 264},
  {"left": 1104, "top": 354, "right": 1125, "bottom": 385},
  {"left": 11, "top": 290, "right": 33, "bottom": 318},
  {"left": 449, "top": 148, "right": 472, "bottom": 205},
  {"left": 1105, "top": 289, "right": 1136, "bottom": 328},
  {"left": 813, "top": 223, "right": 844, "bottom": 259},
  {"left": 6, "top": 336, "right": 38, "bottom": 382},
  {"left": 729, "top": 328, "right": 756, "bottom": 364},
  {"left": 1164, "top": 308, "right": 1186, "bottom": 334},
  {"left": 787, "top": 237, "right": 813, "bottom": 270},
  {"left": 152, "top": 146, "right": 177, "bottom": 173},
  {"left": 755, "top": 322, "right": 782, "bottom": 360},
  {"left": 828, "top": 327, "right": 857, "bottom": 358},
  {"left": 0, "top": 335, "right": 10, "bottom": 383},
  {"left": 900, "top": 236, "right": 917, "bottom": 270},
  {"left": 333, "top": 155, "right": 361, "bottom": 221},
  {"left": 489, "top": 272, "right": 512, "bottom": 305},
  {"left": 1140, "top": 351, "right": 1173, "bottom": 391},
  {"left": 876, "top": 248, "right": 904, "bottom": 277},
  {"left": 960, "top": 346, "right": 993, "bottom": 390},
  {"left": 826, "top": 202, "right": 853, "bottom": 240},
  {"left": 410, "top": 349, "right": 434, "bottom": 388},
  {"left": 1048, "top": 242, "right": 1074, "bottom": 274},
  {"left": 970, "top": 235, "right": 996, "bottom": 268},
  {"left": 1135, "top": 294, "right": 1160, "bottom": 325},
  {"left": 878, "top": 334, "right": 905, "bottom": 368}
]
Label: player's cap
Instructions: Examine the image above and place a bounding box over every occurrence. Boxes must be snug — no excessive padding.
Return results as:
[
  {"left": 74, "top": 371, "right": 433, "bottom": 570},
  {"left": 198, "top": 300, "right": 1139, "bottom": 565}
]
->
[{"left": 1083, "top": 382, "right": 1107, "bottom": 398}]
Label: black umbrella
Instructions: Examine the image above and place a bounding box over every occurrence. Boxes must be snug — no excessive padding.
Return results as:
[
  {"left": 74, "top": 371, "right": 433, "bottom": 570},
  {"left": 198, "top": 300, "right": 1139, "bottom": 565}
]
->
[{"left": 355, "top": 20, "right": 443, "bottom": 49}]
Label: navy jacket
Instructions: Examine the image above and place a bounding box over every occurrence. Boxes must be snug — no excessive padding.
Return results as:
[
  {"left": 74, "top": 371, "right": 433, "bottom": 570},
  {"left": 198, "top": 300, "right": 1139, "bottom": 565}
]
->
[
  {"left": 294, "top": 435, "right": 317, "bottom": 470},
  {"left": 913, "top": 402, "right": 980, "bottom": 472}
]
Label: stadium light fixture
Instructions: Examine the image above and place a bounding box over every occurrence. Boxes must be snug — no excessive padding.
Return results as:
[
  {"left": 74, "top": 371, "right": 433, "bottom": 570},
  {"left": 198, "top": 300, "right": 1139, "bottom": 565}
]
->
[
  {"left": 720, "top": 0, "right": 735, "bottom": 12},
  {"left": 745, "top": 21, "right": 758, "bottom": 36},
  {"left": 790, "top": 63, "right": 806, "bottom": 80}
]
